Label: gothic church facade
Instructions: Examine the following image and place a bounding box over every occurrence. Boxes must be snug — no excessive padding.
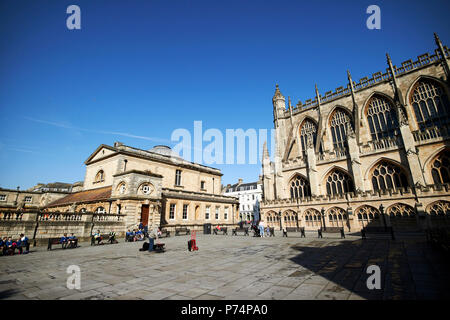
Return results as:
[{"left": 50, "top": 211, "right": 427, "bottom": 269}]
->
[{"left": 261, "top": 34, "right": 450, "bottom": 232}]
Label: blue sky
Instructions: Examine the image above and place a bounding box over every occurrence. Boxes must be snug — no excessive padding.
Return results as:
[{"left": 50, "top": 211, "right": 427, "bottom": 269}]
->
[{"left": 0, "top": 0, "right": 449, "bottom": 190}]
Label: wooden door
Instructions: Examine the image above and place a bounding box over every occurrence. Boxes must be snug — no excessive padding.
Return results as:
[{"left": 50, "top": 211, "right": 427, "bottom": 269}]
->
[{"left": 141, "top": 205, "right": 149, "bottom": 227}]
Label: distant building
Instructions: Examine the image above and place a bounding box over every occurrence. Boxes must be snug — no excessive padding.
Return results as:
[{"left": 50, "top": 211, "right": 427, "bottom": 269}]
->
[
  {"left": 28, "top": 182, "right": 75, "bottom": 193},
  {"left": 223, "top": 178, "right": 263, "bottom": 222}
]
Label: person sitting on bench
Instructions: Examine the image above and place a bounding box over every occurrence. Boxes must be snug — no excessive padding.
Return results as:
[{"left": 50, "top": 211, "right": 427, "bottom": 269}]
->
[
  {"left": 93, "top": 230, "right": 103, "bottom": 245},
  {"left": 68, "top": 233, "right": 77, "bottom": 248},
  {"left": 17, "top": 233, "right": 29, "bottom": 254},
  {"left": 215, "top": 225, "right": 221, "bottom": 231},
  {"left": 157, "top": 228, "right": 162, "bottom": 238},
  {"left": 60, "top": 233, "right": 69, "bottom": 249},
  {"left": 126, "top": 229, "right": 134, "bottom": 242},
  {"left": 108, "top": 230, "right": 117, "bottom": 244},
  {"left": 5, "top": 237, "right": 16, "bottom": 255},
  {"left": 136, "top": 229, "right": 145, "bottom": 241}
]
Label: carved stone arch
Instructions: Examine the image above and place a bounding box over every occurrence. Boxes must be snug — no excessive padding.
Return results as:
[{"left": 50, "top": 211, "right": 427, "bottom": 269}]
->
[
  {"left": 354, "top": 205, "right": 380, "bottom": 222},
  {"left": 327, "top": 106, "right": 354, "bottom": 150},
  {"left": 322, "top": 166, "right": 355, "bottom": 196},
  {"left": 289, "top": 173, "right": 311, "bottom": 199},
  {"left": 406, "top": 75, "right": 450, "bottom": 129},
  {"left": 386, "top": 203, "right": 415, "bottom": 217},
  {"left": 426, "top": 200, "right": 450, "bottom": 215},
  {"left": 362, "top": 91, "right": 396, "bottom": 116},
  {"left": 424, "top": 147, "right": 450, "bottom": 185},
  {"left": 283, "top": 116, "right": 319, "bottom": 161},
  {"left": 405, "top": 75, "right": 450, "bottom": 105},
  {"left": 327, "top": 105, "right": 353, "bottom": 127},
  {"left": 116, "top": 180, "right": 127, "bottom": 194},
  {"left": 287, "top": 171, "right": 309, "bottom": 183},
  {"left": 320, "top": 165, "right": 352, "bottom": 183},
  {"left": 365, "top": 158, "right": 411, "bottom": 192},
  {"left": 363, "top": 157, "right": 410, "bottom": 181}
]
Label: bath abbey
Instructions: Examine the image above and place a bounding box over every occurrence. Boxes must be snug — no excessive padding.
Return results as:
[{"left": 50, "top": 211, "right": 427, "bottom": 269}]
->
[{"left": 261, "top": 34, "right": 450, "bottom": 232}]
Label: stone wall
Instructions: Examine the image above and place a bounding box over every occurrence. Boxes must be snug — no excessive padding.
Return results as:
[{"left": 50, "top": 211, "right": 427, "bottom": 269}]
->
[{"left": 0, "top": 210, "right": 126, "bottom": 246}]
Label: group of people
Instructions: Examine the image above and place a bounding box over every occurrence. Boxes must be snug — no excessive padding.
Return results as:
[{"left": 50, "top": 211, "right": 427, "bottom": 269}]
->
[
  {"left": 254, "top": 220, "right": 272, "bottom": 237},
  {"left": 92, "top": 230, "right": 117, "bottom": 245},
  {"left": 60, "top": 233, "right": 78, "bottom": 248},
  {"left": 126, "top": 228, "right": 145, "bottom": 242},
  {"left": 0, "top": 234, "right": 30, "bottom": 255}
]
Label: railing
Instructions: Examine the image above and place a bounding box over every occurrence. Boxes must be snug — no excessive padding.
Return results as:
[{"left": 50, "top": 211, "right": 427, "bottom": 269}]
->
[
  {"left": 93, "top": 214, "right": 125, "bottom": 222},
  {"left": 316, "top": 148, "right": 348, "bottom": 163},
  {"left": 412, "top": 125, "right": 450, "bottom": 142},
  {"left": 38, "top": 212, "right": 83, "bottom": 221},
  {"left": 362, "top": 136, "right": 402, "bottom": 154},
  {"left": 0, "top": 211, "right": 24, "bottom": 221}
]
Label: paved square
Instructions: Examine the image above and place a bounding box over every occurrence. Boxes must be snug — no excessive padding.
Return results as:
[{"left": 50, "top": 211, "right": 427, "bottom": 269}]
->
[{"left": 0, "top": 232, "right": 449, "bottom": 300}]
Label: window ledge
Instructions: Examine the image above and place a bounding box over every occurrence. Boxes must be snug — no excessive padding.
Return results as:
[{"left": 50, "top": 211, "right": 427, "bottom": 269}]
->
[{"left": 174, "top": 185, "right": 184, "bottom": 189}]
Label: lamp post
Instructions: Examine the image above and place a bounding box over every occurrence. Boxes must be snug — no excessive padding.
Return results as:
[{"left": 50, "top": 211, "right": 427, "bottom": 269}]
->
[
  {"left": 278, "top": 210, "right": 282, "bottom": 231},
  {"left": 380, "top": 204, "right": 387, "bottom": 230},
  {"left": 321, "top": 207, "right": 326, "bottom": 231}
]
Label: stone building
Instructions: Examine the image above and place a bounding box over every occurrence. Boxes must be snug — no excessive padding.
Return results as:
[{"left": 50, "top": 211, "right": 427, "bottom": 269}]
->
[
  {"left": 223, "top": 178, "right": 263, "bottom": 222},
  {"left": 261, "top": 34, "right": 450, "bottom": 232},
  {"left": 45, "top": 143, "right": 239, "bottom": 233}
]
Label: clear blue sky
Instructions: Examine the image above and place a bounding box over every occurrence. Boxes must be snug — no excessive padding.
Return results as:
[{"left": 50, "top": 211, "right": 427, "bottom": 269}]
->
[{"left": 0, "top": 0, "right": 449, "bottom": 190}]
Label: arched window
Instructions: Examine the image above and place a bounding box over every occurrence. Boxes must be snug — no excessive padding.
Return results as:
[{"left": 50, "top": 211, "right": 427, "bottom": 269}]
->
[
  {"left": 95, "top": 207, "right": 106, "bottom": 214},
  {"left": 304, "top": 208, "right": 321, "bottom": 227},
  {"left": 410, "top": 79, "right": 450, "bottom": 130},
  {"left": 371, "top": 161, "right": 409, "bottom": 191},
  {"left": 299, "top": 119, "right": 319, "bottom": 154},
  {"left": 325, "top": 169, "right": 354, "bottom": 196},
  {"left": 430, "top": 150, "right": 450, "bottom": 185},
  {"left": 95, "top": 170, "right": 104, "bottom": 183},
  {"left": 117, "top": 182, "right": 126, "bottom": 195},
  {"left": 327, "top": 207, "right": 347, "bottom": 227},
  {"left": 366, "top": 95, "right": 398, "bottom": 140},
  {"left": 355, "top": 205, "right": 380, "bottom": 226},
  {"left": 290, "top": 175, "right": 311, "bottom": 199},
  {"left": 387, "top": 204, "right": 415, "bottom": 219},
  {"left": 428, "top": 201, "right": 450, "bottom": 217},
  {"left": 330, "top": 108, "right": 353, "bottom": 150}
]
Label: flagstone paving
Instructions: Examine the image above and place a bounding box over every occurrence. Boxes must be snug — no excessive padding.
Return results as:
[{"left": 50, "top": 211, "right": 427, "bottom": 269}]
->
[{"left": 0, "top": 232, "right": 448, "bottom": 300}]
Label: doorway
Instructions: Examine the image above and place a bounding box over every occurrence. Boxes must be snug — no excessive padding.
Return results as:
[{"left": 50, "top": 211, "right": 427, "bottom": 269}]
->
[{"left": 141, "top": 205, "right": 149, "bottom": 227}]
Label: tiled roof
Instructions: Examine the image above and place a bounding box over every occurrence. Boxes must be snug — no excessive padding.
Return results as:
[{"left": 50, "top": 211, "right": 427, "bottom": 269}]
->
[{"left": 46, "top": 186, "right": 112, "bottom": 207}]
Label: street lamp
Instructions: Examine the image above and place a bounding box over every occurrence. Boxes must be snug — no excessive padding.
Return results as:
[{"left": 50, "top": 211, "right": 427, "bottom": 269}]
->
[
  {"left": 321, "top": 207, "right": 326, "bottom": 231},
  {"left": 278, "top": 210, "right": 282, "bottom": 231},
  {"left": 379, "top": 203, "right": 387, "bottom": 230}
]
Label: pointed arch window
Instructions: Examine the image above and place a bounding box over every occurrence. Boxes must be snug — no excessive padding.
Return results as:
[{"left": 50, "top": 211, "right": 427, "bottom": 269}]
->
[
  {"left": 330, "top": 108, "right": 353, "bottom": 150},
  {"left": 325, "top": 168, "right": 354, "bottom": 196},
  {"left": 299, "top": 119, "right": 320, "bottom": 155},
  {"left": 289, "top": 175, "right": 311, "bottom": 199},
  {"left": 431, "top": 150, "right": 450, "bottom": 185},
  {"left": 366, "top": 96, "right": 398, "bottom": 140},
  {"left": 410, "top": 79, "right": 450, "bottom": 130},
  {"left": 371, "top": 161, "right": 409, "bottom": 192}
]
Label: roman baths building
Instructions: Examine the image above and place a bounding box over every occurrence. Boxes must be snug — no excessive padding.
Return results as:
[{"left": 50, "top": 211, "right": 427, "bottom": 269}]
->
[
  {"left": 45, "top": 143, "right": 239, "bottom": 232},
  {"left": 261, "top": 34, "right": 450, "bottom": 232},
  {"left": 1, "top": 142, "right": 238, "bottom": 242}
]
